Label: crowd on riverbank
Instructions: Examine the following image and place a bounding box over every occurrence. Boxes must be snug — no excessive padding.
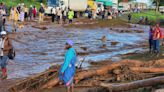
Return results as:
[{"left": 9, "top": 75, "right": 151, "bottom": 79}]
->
[
  {"left": 0, "top": 2, "right": 74, "bottom": 25},
  {"left": 0, "top": 2, "right": 121, "bottom": 25}
]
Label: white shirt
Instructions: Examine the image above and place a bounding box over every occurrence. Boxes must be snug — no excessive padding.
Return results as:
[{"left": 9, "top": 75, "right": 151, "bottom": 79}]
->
[
  {"left": 0, "top": 38, "right": 5, "bottom": 56},
  {"left": 52, "top": 8, "right": 56, "bottom": 14}
]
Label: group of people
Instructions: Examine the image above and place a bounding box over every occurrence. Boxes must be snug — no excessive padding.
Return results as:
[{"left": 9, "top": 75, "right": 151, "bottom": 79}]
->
[
  {"left": 0, "top": 3, "right": 163, "bottom": 92},
  {"left": 51, "top": 7, "right": 74, "bottom": 24},
  {"left": 128, "top": 13, "right": 149, "bottom": 25},
  {"left": 9, "top": 3, "right": 45, "bottom": 22},
  {"left": 0, "top": 2, "right": 18, "bottom": 80},
  {"left": 87, "top": 7, "right": 118, "bottom": 20},
  {"left": 149, "top": 23, "right": 163, "bottom": 56},
  {"left": 138, "top": 16, "right": 149, "bottom": 24},
  {"left": 8, "top": 3, "right": 75, "bottom": 24},
  {"left": 0, "top": 2, "right": 119, "bottom": 25}
]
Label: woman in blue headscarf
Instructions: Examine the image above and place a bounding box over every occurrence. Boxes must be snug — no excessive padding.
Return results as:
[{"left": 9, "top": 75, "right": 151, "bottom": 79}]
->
[{"left": 59, "top": 40, "right": 77, "bottom": 92}]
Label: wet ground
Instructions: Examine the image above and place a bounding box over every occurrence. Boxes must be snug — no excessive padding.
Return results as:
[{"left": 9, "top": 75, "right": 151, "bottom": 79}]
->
[{"left": 3, "top": 22, "right": 150, "bottom": 79}]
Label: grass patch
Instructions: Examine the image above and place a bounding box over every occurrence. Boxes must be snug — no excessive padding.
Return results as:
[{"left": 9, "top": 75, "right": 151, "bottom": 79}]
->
[
  {"left": 132, "top": 10, "right": 164, "bottom": 23},
  {"left": 0, "top": 0, "right": 44, "bottom": 9},
  {"left": 124, "top": 46, "right": 164, "bottom": 61},
  {"left": 121, "top": 10, "right": 164, "bottom": 26}
]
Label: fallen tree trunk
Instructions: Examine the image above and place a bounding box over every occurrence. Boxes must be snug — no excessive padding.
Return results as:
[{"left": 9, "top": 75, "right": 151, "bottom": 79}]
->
[
  {"left": 154, "top": 88, "right": 164, "bottom": 92},
  {"left": 41, "top": 60, "right": 143, "bottom": 89},
  {"left": 75, "top": 60, "right": 143, "bottom": 83},
  {"left": 32, "top": 25, "right": 48, "bottom": 30},
  {"left": 41, "top": 78, "right": 60, "bottom": 89},
  {"left": 100, "top": 76, "right": 164, "bottom": 92},
  {"left": 130, "top": 67, "right": 164, "bottom": 73}
]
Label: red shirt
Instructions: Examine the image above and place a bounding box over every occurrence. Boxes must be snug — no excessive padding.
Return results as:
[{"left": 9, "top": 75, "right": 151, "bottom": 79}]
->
[
  {"left": 153, "top": 27, "right": 163, "bottom": 40},
  {"left": 33, "top": 8, "right": 37, "bottom": 14}
]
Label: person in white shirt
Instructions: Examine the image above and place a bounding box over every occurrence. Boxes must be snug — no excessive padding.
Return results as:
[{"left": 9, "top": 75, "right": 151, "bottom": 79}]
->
[
  {"left": 51, "top": 7, "right": 56, "bottom": 22},
  {"left": 0, "top": 31, "right": 14, "bottom": 79},
  {"left": 57, "top": 8, "right": 62, "bottom": 24},
  {"left": 0, "top": 31, "right": 6, "bottom": 56}
]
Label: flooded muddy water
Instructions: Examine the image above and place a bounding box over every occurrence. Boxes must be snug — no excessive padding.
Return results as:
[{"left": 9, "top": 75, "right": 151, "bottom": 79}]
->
[{"left": 5, "top": 23, "right": 149, "bottom": 79}]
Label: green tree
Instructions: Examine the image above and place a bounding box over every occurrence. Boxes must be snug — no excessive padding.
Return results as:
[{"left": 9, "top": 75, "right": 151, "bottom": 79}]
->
[{"left": 151, "top": 0, "right": 164, "bottom": 12}]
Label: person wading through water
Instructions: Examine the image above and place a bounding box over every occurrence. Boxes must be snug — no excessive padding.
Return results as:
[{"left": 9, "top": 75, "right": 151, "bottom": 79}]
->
[
  {"left": 0, "top": 31, "right": 14, "bottom": 79},
  {"left": 59, "top": 40, "right": 77, "bottom": 92}
]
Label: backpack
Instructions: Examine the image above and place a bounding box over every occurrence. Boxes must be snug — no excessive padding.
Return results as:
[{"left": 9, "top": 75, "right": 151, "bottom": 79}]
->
[
  {"left": 8, "top": 48, "right": 15, "bottom": 60},
  {"left": 39, "top": 7, "right": 44, "bottom": 13}
]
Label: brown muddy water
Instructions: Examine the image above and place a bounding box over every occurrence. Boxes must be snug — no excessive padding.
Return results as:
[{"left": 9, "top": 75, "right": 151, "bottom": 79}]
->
[{"left": 4, "top": 22, "right": 149, "bottom": 79}]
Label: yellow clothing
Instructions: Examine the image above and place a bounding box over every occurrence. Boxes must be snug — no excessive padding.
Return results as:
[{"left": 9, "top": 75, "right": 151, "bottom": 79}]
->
[
  {"left": 9, "top": 10, "right": 14, "bottom": 20},
  {"left": 14, "top": 10, "right": 19, "bottom": 21},
  {"left": 39, "top": 13, "right": 44, "bottom": 22},
  {"left": 88, "top": 0, "right": 97, "bottom": 10},
  {"left": 88, "top": 0, "right": 94, "bottom": 8},
  {"left": 24, "top": 7, "right": 28, "bottom": 13}
]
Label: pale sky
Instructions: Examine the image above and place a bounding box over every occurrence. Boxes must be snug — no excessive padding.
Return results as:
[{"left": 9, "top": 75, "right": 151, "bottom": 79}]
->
[
  {"left": 136, "top": 0, "right": 149, "bottom": 3},
  {"left": 136, "top": 0, "right": 151, "bottom": 5}
]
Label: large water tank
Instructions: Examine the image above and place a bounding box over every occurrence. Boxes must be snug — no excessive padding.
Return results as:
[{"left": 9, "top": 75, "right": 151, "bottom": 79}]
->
[{"left": 68, "top": 0, "right": 88, "bottom": 11}]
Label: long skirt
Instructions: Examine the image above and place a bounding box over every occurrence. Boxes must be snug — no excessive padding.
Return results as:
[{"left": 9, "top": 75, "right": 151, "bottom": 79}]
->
[
  {"left": 20, "top": 12, "right": 25, "bottom": 22},
  {"left": 59, "top": 65, "right": 76, "bottom": 87}
]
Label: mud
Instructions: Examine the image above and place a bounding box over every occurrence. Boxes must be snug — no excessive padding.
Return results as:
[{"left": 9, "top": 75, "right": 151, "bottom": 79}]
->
[
  {"left": 0, "top": 18, "right": 159, "bottom": 92},
  {"left": 2, "top": 21, "right": 150, "bottom": 79}
]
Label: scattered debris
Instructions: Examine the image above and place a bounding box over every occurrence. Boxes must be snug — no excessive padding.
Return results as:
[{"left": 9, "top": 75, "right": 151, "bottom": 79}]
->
[{"left": 32, "top": 25, "right": 48, "bottom": 30}]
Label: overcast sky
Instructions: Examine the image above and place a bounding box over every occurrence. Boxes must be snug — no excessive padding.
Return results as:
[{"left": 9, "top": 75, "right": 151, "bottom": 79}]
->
[
  {"left": 136, "top": 0, "right": 152, "bottom": 5},
  {"left": 136, "top": 0, "right": 148, "bottom": 3}
]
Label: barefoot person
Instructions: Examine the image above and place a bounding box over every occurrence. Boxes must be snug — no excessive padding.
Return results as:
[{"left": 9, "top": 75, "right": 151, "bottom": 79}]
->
[{"left": 59, "top": 40, "right": 77, "bottom": 92}]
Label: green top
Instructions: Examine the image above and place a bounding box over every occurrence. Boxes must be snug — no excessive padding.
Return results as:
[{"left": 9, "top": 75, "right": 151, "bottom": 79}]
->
[{"left": 68, "top": 10, "right": 74, "bottom": 19}]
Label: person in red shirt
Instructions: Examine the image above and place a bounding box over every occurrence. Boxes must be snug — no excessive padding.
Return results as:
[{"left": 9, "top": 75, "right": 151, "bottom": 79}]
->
[
  {"left": 33, "top": 6, "right": 37, "bottom": 20},
  {"left": 153, "top": 23, "right": 163, "bottom": 56}
]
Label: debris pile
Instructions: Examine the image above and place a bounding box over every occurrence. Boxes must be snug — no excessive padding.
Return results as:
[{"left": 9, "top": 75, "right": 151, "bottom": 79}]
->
[{"left": 8, "top": 59, "right": 164, "bottom": 92}]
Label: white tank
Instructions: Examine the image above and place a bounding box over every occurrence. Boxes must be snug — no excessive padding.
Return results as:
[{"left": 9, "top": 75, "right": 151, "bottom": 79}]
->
[{"left": 62, "top": 0, "right": 87, "bottom": 11}]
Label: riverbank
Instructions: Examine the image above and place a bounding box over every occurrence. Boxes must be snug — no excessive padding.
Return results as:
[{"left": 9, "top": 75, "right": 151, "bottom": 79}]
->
[{"left": 120, "top": 10, "right": 164, "bottom": 26}]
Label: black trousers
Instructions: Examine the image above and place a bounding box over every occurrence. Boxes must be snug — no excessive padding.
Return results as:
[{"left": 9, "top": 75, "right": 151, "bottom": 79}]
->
[
  {"left": 52, "top": 14, "right": 55, "bottom": 22},
  {"left": 0, "top": 26, "right": 2, "bottom": 32}
]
